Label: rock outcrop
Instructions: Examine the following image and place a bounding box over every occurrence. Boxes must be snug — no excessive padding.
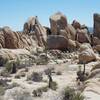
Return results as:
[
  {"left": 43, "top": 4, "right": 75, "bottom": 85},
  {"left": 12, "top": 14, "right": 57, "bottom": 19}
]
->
[
  {"left": 76, "top": 29, "right": 91, "bottom": 43},
  {"left": 94, "top": 13, "right": 100, "bottom": 39},
  {"left": 23, "top": 16, "right": 47, "bottom": 47},
  {"left": 50, "top": 12, "right": 67, "bottom": 34},
  {"left": 0, "top": 17, "right": 47, "bottom": 51},
  {"left": 0, "top": 49, "right": 31, "bottom": 66},
  {"left": 47, "top": 35, "right": 68, "bottom": 50},
  {"left": 79, "top": 43, "right": 96, "bottom": 63},
  {"left": 72, "top": 20, "right": 81, "bottom": 29},
  {"left": 49, "top": 12, "right": 76, "bottom": 41}
]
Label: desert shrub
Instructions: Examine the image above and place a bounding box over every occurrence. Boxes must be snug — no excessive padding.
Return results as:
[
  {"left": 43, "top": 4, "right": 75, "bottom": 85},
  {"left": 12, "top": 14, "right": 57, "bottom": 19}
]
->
[
  {"left": 15, "top": 74, "right": 21, "bottom": 79},
  {"left": 0, "top": 56, "right": 8, "bottom": 66},
  {"left": 27, "top": 71, "right": 43, "bottom": 82},
  {"left": 4, "top": 60, "right": 18, "bottom": 74},
  {"left": 35, "top": 53, "right": 49, "bottom": 65},
  {"left": 0, "top": 69, "right": 10, "bottom": 77},
  {"left": 32, "top": 86, "right": 48, "bottom": 97},
  {"left": 0, "top": 86, "right": 5, "bottom": 95},
  {"left": 44, "top": 67, "right": 55, "bottom": 75},
  {"left": 49, "top": 81, "right": 58, "bottom": 90},
  {"left": 62, "top": 87, "right": 84, "bottom": 100},
  {"left": 6, "top": 82, "right": 19, "bottom": 89},
  {"left": 56, "top": 71, "right": 62, "bottom": 75}
]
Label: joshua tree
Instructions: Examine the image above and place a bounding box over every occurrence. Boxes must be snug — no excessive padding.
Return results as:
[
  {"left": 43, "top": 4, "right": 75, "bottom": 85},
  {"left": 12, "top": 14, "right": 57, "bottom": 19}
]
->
[{"left": 77, "top": 62, "right": 88, "bottom": 82}]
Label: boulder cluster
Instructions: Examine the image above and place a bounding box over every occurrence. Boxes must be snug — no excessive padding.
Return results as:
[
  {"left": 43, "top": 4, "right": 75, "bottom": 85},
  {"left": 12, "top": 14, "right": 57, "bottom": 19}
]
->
[{"left": 0, "top": 12, "right": 100, "bottom": 64}]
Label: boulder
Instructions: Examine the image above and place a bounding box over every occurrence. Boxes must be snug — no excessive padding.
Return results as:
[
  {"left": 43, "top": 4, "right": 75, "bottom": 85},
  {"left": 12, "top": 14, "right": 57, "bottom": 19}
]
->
[
  {"left": 92, "top": 36, "right": 100, "bottom": 45},
  {"left": 59, "top": 24, "right": 76, "bottom": 40},
  {"left": 23, "top": 16, "right": 47, "bottom": 47},
  {"left": 76, "top": 29, "right": 91, "bottom": 43},
  {"left": 0, "top": 49, "right": 31, "bottom": 66},
  {"left": 47, "top": 35, "right": 68, "bottom": 50},
  {"left": 49, "top": 12, "right": 76, "bottom": 40},
  {"left": 67, "top": 24, "right": 76, "bottom": 40},
  {"left": 2, "top": 27, "right": 20, "bottom": 49},
  {"left": 94, "top": 13, "right": 100, "bottom": 39},
  {"left": 0, "top": 16, "right": 47, "bottom": 50},
  {"left": 72, "top": 20, "right": 81, "bottom": 29},
  {"left": 79, "top": 44, "right": 96, "bottom": 63},
  {"left": 67, "top": 39, "right": 76, "bottom": 51},
  {"left": 93, "top": 45, "right": 100, "bottom": 52},
  {"left": 0, "top": 28, "right": 5, "bottom": 48},
  {"left": 50, "top": 12, "right": 67, "bottom": 34}
]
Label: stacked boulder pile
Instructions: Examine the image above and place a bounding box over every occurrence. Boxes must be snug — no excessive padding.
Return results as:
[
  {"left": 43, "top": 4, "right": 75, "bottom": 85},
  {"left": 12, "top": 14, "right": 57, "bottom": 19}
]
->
[{"left": 0, "top": 12, "right": 100, "bottom": 66}]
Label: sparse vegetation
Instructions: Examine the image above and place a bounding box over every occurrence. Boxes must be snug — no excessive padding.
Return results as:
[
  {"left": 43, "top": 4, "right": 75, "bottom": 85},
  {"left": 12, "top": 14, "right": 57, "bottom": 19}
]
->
[
  {"left": 27, "top": 71, "right": 43, "bottom": 82},
  {"left": 0, "top": 86, "right": 5, "bottom": 95},
  {"left": 56, "top": 71, "right": 62, "bottom": 75},
  {"left": 4, "top": 60, "right": 19, "bottom": 74},
  {"left": 48, "top": 81, "right": 58, "bottom": 90},
  {"left": 44, "top": 68, "right": 58, "bottom": 90},
  {"left": 62, "top": 86, "right": 84, "bottom": 100},
  {"left": 77, "top": 63, "right": 89, "bottom": 82},
  {"left": 32, "top": 86, "right": 48, "bottom": 97}
]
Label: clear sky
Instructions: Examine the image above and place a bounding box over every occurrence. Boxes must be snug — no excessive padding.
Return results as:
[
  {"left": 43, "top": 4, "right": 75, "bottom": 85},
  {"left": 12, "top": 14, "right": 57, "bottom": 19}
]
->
[{"left": 0, "top": 0, "right": 100, "bottom": 31}]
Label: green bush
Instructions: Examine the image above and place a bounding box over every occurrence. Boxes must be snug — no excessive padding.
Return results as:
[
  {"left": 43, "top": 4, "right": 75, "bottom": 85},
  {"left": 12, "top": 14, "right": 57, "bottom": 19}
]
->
[
  {"left": 49, "top": 81, "right": 58, "bottom": 91},
  {"left": 0, "top": 86, "right": 5, "bottom": 95},
  {"left": 27, "top": 71, "right": 43, "bottom": 82},
  {"left": 32, "top": 86, "right": 48, "bottom": 97},
  {"left": 4, "top": 59, "right": 19, "bottom": 74},
  {"left": 62, "top": 87, "right": 84, "bottom": 100}
]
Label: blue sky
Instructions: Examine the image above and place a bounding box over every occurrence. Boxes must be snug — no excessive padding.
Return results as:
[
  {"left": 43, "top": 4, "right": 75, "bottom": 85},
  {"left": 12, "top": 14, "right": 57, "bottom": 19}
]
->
[{"left": 0, "top": 0, "right": 100, "bottom": 31}]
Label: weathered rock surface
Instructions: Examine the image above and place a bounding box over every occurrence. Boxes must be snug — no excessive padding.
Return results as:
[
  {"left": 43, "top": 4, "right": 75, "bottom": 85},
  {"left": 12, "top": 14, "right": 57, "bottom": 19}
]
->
[
  {"left": 49, "top": 12, "right": 76, "bottom": 41},
  {"left": 76, "top": 29, "right": 90, "bottom": 43},
  {"left": 50, "top": 12, "right": 67, "bottom": 34},
  {"left": 47, "top": 35, "right": 68, "bottom": 50},
  {"left": 79, "top": 44, "right": 96, "bottom": 63},
  {"left": 94, "top": 13, "right": 100, "bottom": 39},
  {"left": 0, "top": 49, "right": 31, "bottom": 66},
  {"left": 0, "top": 17, "right": 47, "bottom": 51},
  {"left": 92, "top": 36, "right": 100, "bottom": 45},
  {"left": 23, "top": 16, "right": 47, "bottom": 47},
  {"left": 72, "top": 20, "right": 81, "bottom": 29}
]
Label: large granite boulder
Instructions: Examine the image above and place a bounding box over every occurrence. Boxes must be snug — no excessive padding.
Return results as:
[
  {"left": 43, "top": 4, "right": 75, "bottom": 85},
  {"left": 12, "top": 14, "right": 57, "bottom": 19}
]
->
[
  {"left": 50, "top": 12, "right": 67, "bottom": 34},
  {"left": 72, "top": 20, "right": 81, "bottom": 29},
  {"left": 79, "top": 43, "right": 96, "bottom": 63},
  {"left": 47, "top": 35, "right": 68, "bottom": 50},
  {"left": 2, "top": 27, "right": 21, "bottom": 49},
  {"left": 23, "top": 16, "right": 47, "bottom": 47},
  {"left": 47, "top": 35, "right": 77, "bottom": 51},
  {"left": 94, "top": 13, "right": 100, "bottom": 39},
  {"left": 0, "top": 28, "right": 5, "bottom": 48},
  {"left": 76, "top": 29, "right": 91, "bottom": 43},
  {"left": 92, "top": 36, "right": 100, "bottom": 45},
  {"left": 49, "top": 12, "right": 76, "bottom": 40}
]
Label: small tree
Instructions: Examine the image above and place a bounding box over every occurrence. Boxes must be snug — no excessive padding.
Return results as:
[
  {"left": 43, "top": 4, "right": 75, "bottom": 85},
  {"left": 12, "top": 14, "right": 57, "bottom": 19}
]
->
[
  {"left": 45, "top": 68, "right": 57, "bottom": 90},
  {"left": 77, "top": 62, "right": 88, "bottom": 82}
]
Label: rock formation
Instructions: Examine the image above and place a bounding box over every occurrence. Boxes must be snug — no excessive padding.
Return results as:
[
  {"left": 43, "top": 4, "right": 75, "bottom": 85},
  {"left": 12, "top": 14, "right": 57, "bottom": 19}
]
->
[
  {"left": 79, "top": 43, "right": 96, "bottom": 63},
  {"left": 94, "top": 13, "right": 100, "bottom": 39},
  {"left": 47, "top": 35, "right": 68, "bottom": 50}
]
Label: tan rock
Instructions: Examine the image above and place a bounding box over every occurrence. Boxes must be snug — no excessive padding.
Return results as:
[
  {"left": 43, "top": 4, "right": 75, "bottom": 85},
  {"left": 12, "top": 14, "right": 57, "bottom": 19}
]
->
[
  {"left": 72, "top": 20, "right": 81, "bottom": 29},
  {"left": 50, "top": 12, "right": 67, "bottom": 34},
  {"left": 76, "top": 29, "right": 91, "bottom": 43},
  {"left": 79, "top": 44, "right": 96, "bottom": 63},
  {"left": 47, "top": 35, "right": 68, "bottom": 50},
  {"left": 94, "top": 13, "right": 100, "bottom": 39}
]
